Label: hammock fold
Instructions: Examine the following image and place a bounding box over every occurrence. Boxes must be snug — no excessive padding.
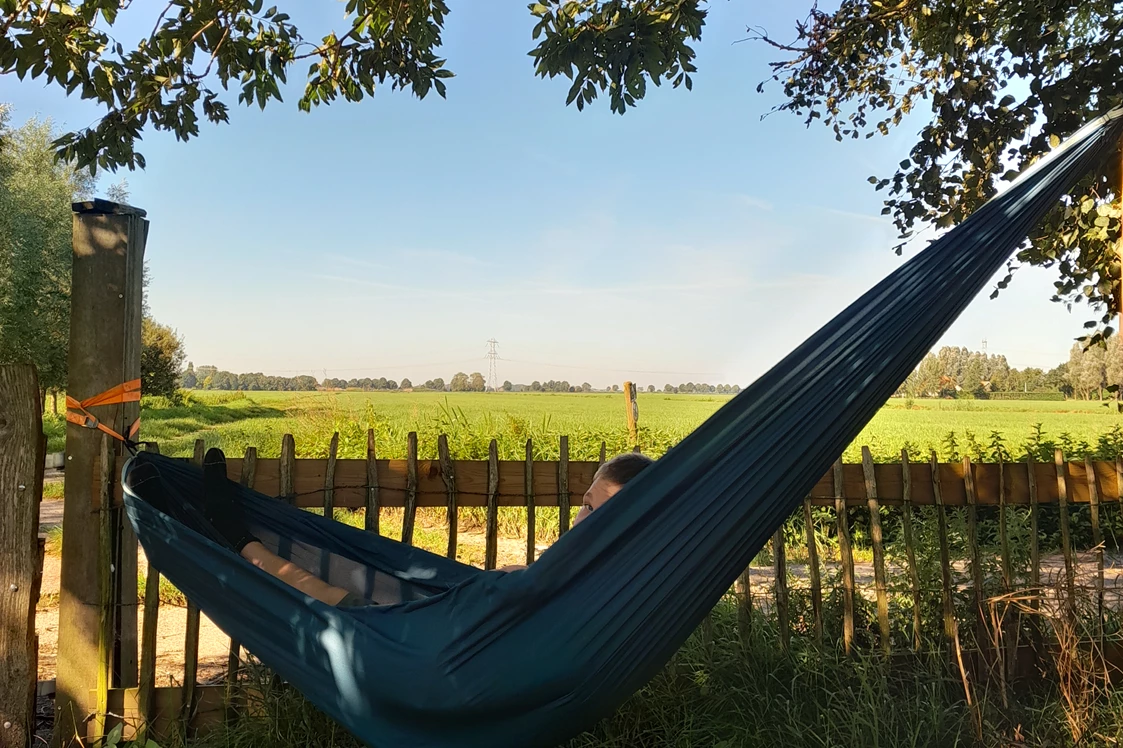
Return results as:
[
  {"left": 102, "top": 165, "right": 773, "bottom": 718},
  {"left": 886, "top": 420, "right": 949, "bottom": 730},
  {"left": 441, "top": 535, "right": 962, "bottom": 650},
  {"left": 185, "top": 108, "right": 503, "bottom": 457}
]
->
[{"left": 123, "top": 108, "right": 1123, "bottom": 748}]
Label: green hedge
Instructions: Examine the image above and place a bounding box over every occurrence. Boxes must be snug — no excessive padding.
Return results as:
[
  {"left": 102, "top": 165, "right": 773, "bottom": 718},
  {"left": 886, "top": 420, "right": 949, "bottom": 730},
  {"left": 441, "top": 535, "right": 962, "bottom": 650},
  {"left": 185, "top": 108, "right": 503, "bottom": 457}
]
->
[{"left": 984, "top": 391, "right": 1066, "bottom": 401}]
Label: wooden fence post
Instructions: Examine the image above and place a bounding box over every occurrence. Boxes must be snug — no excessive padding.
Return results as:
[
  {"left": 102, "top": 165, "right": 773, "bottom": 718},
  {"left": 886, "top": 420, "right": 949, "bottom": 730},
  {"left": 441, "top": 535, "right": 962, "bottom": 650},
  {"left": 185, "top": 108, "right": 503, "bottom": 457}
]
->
[
  {"left": 524, "top": 439, "right": 535, "bottom": 566},
  {"left": 862, "top": 447, "right": 890, "bottom": 654},
  {"left": 900, "top": 450, "right": 922, "bottom": 650},
  {"left": 438, "top": 435, "right": 459, "bottom": 560},
  {"left": 963, "top": 456, "right": 985, "bottom": 649},
  {"left": 772, "top": 526, "right": 789, "bottom": 653},
  {"left": 931, "top": 452, "right": 955, "bottom": 643},
  {"left": 623, "top": 381, "right": 638, "bottom": 449},
  {"left": 834, "top": 459, "right": 855, "bottom": 654},
  {"left": 54, "top": 201, "right": 146, "bottom": 748},
  {"left": 402, "top": 432, "right": 418, "bottom": 546},
  {"left": 802, "top": 496, "right": 823, "bottom": 647},
  {"left": 365, "top": 430, "right": 380, "bottom": 535},
  {"left": 0, "top": 365, "right": 45, "bottom": 748},
  {"left": 484, "top": 440, "right": 499, "bottom": 571},
  {"left": 1055, "top": 450, "right": 1077, "bottom": 622},
  {"left": 558, "top": 436, "right": 570, "bottom": 536}
]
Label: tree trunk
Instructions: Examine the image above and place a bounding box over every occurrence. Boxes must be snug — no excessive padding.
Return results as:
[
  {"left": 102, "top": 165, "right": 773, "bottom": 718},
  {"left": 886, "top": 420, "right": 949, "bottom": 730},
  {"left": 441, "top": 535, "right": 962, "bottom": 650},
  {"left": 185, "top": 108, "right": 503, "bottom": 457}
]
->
[{"left": 52, "top": 390, "right": 58, "bottom": 415}]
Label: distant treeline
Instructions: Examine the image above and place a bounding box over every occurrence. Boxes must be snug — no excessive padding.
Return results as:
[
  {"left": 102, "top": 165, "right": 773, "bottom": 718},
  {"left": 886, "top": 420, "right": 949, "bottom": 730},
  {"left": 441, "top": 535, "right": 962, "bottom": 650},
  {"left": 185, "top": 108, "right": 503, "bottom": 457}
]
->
[
  {"left": 896, "top": 342, "right": 1123, "bottom": 400},
  {"left": 180, "top": 363, "right": 745, "bottom": 395}
]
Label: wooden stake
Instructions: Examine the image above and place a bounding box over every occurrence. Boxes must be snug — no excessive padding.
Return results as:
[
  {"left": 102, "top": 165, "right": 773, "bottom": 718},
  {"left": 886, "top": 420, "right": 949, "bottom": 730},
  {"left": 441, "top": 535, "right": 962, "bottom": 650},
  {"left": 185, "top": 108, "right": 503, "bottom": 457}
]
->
[
  {"left": 485, "top": 440, "right": 499, "bottom": 570},
  {"left": 998, "top": 453, "right": 1013, "bottom": 591},
  {"left": 94, "top": 436, "right": 114, "bottom": 743},
  {"left": 320, "top": 433, "right": 338, "bottom": 579},
  {"left": 900, "top": 450, "right": 922, "bottom": 650},
  {"left": 834, "top": 459, "right": 855, "bottom": 653},
  {"left": 365, "top": 430, "right": 380, "bottom": 535},
  {"left": 54, "top": 202, "right": 146, "bottom": 748},
  {"left": 0, "top": 365, "right": 43, "bottom": 748},
  {"left": 1086, "top": 456, "right": 1105, "bottom": 636},
  {"left": 438, "top": 434, "right": 458, "bottom": 560},
  {"left": 279, "top": 434, "right": 295, "bottom": 503},
  {"left": 736, "top": 567, "right": 753, "bottom": 644},
  {"left": 225, "top": 448, "right": 257, "bottom": 719},
  {"left": 997, "top": 451, "right": 1015, "bottom": 684},
  {"left": 1028, "top": 454, "right": 1041, "bottom": 614},
  {"left": 802, "top": 496, "right": 823, "bottom": 647},
  {"left": 862, "top": 447, "right": 890, "bottom": 654},
  {"left": 402, "top": 432, "right": 418, "bottom": 546},
  {"left": 1055, "top": 449, "right": 1077, "bottom": 621},
  {"left": 277, "top": 434, "right": 296, "bottom": 561},
  {"left": 525, "top": 439, "right": 536, "bottom": 566},
  {"left": 963, "top": 456, "right": 985, "bottom": 649},
  {"left": 773, "top": 525, "right": 789, "bottom": 653},
  {"left": 137, "top": 444, "right": 161, "bottom": 738},
  {"left": 182, "top": 441, "right": 205, "bottom": 732},
  {"left": 931, "top": 452, "right": 955, "bottom": 643},
  {"left": 323, "top": 432, "right": 338, "bottom": 517},
  {"left": 623, "top": 381, "right": 638, "bottom": 448},
  {"left": 558, "top": 436, "right": 571, "bottom": 536}
]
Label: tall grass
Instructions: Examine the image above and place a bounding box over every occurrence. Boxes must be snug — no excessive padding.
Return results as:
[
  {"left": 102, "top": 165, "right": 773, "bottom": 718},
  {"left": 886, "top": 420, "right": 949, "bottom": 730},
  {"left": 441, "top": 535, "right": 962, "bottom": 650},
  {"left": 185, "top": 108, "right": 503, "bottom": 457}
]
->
[
  {"left": 44, "top": 390, "right": 1123, "bottom": 461},
  {"left": 161, "top": 596, "right": 1123, "bottom": 748}
]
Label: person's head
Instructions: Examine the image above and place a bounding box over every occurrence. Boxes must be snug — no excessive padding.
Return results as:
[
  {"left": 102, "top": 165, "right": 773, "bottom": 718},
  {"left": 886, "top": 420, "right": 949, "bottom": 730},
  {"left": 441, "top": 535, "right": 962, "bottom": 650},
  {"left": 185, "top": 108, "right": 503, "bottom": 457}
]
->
[{"left": 574, "top": 451, "right": 654, "bottom": 527}]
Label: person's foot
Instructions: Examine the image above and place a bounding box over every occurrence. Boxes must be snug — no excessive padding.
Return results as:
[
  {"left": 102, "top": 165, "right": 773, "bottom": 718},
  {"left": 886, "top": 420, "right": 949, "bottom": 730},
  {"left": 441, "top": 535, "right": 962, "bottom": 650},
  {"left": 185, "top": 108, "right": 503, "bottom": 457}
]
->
[{"left": 202, "top": 447, "right": 258, "bottom": 553}]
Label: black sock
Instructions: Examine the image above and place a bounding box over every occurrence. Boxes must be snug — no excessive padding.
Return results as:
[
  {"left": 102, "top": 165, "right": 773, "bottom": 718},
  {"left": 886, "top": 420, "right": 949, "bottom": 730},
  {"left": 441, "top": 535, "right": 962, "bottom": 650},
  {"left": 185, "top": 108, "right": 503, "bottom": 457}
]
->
[{"left": 203, "top": 447, "right": 258, "bottom": 553}]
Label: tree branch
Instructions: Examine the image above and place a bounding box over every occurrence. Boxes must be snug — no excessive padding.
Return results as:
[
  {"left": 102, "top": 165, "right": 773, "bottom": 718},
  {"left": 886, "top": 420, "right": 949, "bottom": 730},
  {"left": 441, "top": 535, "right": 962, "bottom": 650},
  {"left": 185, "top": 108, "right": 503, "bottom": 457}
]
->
[
  {"left": 291, "top": 10, "right": 377, "bottom": 62},
  {"left": 0, "top": 0, "right": 34, "bottom": 39}
]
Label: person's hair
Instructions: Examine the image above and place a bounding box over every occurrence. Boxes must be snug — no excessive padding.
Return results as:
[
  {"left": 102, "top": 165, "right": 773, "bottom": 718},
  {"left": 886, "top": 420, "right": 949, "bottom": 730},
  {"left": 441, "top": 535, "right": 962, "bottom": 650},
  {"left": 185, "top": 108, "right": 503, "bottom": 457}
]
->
[{"left": 593, "top": 451, "right": 654, "bottom": 486}]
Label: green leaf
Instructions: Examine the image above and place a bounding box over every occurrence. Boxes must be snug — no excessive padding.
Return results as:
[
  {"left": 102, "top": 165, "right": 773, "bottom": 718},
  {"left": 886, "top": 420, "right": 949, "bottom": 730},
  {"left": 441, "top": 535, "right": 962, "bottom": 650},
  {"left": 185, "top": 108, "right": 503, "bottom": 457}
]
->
[{"left": 105, "top": 723, "right": 124, "bottom": 747}]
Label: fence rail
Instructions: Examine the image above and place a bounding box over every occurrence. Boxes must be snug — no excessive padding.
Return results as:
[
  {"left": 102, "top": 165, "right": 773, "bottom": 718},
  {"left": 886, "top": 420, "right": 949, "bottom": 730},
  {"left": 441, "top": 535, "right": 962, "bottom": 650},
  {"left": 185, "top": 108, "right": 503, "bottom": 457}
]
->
[{"left": 95, "top": 444, "right": 1123, "bottom": 509}]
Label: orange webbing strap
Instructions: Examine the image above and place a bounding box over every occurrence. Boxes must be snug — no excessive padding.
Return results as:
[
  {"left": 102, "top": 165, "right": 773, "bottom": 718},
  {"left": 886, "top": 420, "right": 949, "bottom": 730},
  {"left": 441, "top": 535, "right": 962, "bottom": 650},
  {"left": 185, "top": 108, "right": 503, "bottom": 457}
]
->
[{"left": 66, "top": 379, "right": 142, "bottom": 445}]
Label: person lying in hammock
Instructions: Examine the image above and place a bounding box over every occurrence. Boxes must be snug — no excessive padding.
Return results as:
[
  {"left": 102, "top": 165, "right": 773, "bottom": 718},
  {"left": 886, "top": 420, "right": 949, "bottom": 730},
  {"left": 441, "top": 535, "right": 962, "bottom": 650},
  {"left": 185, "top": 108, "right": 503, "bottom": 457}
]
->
[{"left": 198, "top": 447, "right": 654, "bottom": 608}]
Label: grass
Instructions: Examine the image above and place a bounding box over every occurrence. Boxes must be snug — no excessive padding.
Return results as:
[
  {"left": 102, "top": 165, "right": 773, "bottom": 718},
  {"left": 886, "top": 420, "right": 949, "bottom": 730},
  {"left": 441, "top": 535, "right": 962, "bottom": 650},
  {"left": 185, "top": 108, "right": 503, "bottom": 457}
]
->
[
  {"left": 41, "top": 390, "right": 1123, "bottom": 463},
  {"left": 126, "top": 596, "right": 1123, "bottom": 748}
]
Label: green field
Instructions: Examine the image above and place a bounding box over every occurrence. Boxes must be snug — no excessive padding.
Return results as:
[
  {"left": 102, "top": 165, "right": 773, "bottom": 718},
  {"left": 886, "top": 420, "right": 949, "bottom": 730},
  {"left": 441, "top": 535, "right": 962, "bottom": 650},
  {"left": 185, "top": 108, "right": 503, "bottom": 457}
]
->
[{"left": 45, "top": 390, "right": 1123, "bottom": 463}]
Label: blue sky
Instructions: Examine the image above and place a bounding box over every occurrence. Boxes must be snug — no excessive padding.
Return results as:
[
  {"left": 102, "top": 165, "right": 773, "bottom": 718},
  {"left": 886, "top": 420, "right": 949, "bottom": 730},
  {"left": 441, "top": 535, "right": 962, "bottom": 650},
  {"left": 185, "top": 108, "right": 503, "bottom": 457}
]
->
[{"left": 1, "top": 2, "right": 1091, "bottom": 388}]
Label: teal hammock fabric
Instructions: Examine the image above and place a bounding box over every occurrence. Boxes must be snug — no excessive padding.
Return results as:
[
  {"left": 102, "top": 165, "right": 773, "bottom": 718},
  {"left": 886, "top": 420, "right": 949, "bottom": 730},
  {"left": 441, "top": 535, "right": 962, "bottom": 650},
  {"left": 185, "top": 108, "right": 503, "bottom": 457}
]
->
[{"left": 123, "top": 109, "right": 1123, "bottom": 748}]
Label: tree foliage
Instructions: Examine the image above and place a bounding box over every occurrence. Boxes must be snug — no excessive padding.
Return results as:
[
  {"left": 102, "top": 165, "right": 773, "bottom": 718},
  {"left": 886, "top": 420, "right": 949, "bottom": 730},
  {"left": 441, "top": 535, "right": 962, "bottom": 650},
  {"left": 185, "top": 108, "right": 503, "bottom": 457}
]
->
[
  {"left": 896, "top": 344, "right": 1091, "bottom": 399},
  {"left": 754, "top": 0, "right": 1123, "bottom": 338},
  {"left": 1, "top": 0, "right": 705, "bottom": 173},
  {"left": 1067, "top": 337, "right": 1123, "bottom": 400},
  {"left": 0, "top": 109, "right": 95, "bottom": 395},
  {"left": 140, "top": 316, "right": 187, "bottom": 397}
]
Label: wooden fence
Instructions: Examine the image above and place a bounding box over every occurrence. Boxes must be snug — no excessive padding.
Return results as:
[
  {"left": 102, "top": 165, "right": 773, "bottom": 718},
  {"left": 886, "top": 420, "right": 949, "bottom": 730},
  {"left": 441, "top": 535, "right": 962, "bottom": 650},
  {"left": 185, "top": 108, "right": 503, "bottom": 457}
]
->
[{"left": 7, "top": 416, "right": 1123, "bottom": 743}]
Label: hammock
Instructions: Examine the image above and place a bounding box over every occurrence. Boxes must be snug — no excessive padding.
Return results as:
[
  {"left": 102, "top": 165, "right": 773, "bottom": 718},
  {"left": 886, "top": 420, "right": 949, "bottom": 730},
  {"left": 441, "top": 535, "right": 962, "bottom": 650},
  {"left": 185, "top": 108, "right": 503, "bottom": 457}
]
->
[{"left": 123, "top": 109, "right": 1123, "bottom": 748}]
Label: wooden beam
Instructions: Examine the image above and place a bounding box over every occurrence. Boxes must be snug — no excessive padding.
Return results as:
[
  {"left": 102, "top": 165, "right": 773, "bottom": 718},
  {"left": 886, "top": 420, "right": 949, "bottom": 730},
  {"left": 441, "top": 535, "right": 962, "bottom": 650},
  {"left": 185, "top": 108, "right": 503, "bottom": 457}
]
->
[
  {"left": 54, "top": 203, "right": 146, "bottom": 748},
  {"left": 96, "top": 456, "right": 1123, "bottom": 510},
  {"left": 0, "top": 365, "right": 44, "bottom": 748}
]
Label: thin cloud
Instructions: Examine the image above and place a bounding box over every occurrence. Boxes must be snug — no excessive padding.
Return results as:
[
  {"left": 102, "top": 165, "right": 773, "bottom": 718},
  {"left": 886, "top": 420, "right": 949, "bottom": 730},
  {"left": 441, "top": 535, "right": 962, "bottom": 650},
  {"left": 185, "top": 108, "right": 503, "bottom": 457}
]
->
[
  {"left": 820, "top": 206, "right": 894, "bottom": 226},
  {"left": 735, "top": 194, "right": 774, "bottom": 211},
  {"left": 314, "top": 274, "right": 754, "bottom": 300}
]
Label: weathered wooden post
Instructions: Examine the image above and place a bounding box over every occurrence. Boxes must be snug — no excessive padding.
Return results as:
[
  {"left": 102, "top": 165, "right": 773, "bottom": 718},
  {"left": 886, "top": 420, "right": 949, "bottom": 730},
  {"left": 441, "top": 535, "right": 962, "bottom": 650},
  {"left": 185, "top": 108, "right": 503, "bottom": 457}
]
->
[
  {"left": 623, "top": 381, "right": 639, "bottom": 449},
  {"left": 53, "top": 200, "right": 146, "bottom": 747},
  {"left": 0, "top": 365, "right": 45, "bottom": 748}
]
